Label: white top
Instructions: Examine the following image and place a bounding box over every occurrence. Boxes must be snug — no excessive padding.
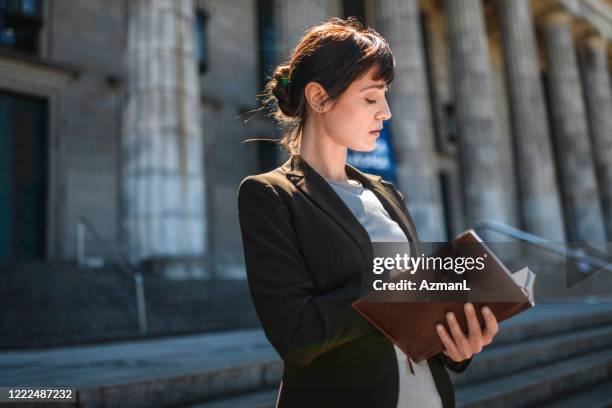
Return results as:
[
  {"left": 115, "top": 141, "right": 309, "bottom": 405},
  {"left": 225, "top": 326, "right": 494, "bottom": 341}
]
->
[{"left": 323, "top": 176, "right": 443, "bottom": 408}]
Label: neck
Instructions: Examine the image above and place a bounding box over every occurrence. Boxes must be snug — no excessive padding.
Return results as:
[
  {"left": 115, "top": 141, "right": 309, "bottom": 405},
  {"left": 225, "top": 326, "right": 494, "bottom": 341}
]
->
[{"left": 297, "top": 121, "right": 349, "bottom": 182}]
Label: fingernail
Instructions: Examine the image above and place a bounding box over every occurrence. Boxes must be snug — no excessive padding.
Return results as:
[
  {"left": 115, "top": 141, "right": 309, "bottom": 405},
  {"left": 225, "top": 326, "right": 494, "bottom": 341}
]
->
[
  {"left": 447, "top": 312, "right": 454, "bottom": 320},
  {"left": 465, "top": 303, "right": 474, "bottom": 311},
  {"left": 483, "top": 307, "right": 491, "bottom": 315},
  {"left": 436, "top": 324, "right": 442, "bottom": 331}
]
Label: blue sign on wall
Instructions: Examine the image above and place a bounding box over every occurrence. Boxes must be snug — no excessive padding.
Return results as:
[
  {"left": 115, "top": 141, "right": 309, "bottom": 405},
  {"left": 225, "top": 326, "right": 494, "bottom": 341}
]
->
[{"left": 347, "top": 120, "right": 397, "bottom": 183}]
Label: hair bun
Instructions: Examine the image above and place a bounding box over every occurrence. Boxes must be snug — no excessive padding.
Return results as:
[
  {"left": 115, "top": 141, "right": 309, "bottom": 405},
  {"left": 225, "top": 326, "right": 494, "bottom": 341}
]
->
[{"left": 272, "top": 65, "right": 296, "bottom": 117}]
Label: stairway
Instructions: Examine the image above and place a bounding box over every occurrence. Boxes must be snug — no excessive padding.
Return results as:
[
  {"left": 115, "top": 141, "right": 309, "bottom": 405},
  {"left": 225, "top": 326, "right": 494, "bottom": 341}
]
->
[
  {"left": 182, "top": 302, "right": 612, "bottom": 408},
  {"left": 3, "top": 261, "right": 611, "bottom": 407},
  {"left": 453, "top": 303, "right": 612, "bottom": 407},
  {"left": 0, "top": 261, "right": 259, "bottom": 349}
]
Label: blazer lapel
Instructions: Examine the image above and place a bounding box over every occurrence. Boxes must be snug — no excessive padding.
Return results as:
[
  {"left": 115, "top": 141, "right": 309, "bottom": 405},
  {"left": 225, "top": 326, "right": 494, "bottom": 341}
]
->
[
  {"left": 280, "top": 154, "right": 418, "bottom": 260},
  {"left": 282, "top": 154, "right": 371, "bottom": 255}
]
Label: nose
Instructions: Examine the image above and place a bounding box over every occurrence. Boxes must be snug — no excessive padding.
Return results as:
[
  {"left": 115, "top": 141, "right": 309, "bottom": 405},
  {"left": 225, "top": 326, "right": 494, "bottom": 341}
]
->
[{"left": 376, "top": 98, "right": 392, "bottom": 121}]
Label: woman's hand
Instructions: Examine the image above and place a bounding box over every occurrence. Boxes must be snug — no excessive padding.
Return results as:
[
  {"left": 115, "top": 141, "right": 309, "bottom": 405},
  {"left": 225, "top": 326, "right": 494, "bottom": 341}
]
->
[{"left": 435, "top": 302, "right": 499, "bottom": 363}]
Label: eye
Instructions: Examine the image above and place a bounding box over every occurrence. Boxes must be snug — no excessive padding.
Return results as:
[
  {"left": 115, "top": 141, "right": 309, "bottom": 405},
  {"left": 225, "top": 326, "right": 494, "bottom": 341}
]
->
[{"left": 366, "top": 98, "right": 377, "bottom": 104}]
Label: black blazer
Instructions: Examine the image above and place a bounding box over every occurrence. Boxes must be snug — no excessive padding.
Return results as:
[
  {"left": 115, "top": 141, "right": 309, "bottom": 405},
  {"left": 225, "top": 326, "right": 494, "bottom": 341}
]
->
[{"left": 237, "top": 153, "right": 472, "bottom": 408}]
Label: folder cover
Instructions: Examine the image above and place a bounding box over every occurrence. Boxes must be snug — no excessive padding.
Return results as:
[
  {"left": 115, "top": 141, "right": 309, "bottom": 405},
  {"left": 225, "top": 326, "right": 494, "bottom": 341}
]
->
[{"left": 351, "top": 229, "right": 535, "bottom": 362}]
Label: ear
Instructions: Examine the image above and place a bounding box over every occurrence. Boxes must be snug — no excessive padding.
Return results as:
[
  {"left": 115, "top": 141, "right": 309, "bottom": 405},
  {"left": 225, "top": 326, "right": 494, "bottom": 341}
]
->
[{"left": 304, "top": 81, "right": 330, "bottom": 113}]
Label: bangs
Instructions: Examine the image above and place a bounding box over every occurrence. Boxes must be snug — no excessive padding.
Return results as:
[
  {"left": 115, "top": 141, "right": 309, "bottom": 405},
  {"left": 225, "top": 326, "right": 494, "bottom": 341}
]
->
[{"left": 355, "top": 30, "right": 396, "bottom": 85}]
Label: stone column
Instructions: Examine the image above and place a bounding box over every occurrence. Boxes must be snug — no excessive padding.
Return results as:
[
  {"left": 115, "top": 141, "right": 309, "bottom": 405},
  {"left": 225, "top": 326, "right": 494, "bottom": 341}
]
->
[
  {"left": 541, "top": 11, "right": 606, "bottom": 242},
  {"left": 444, "top": 0, "right": 513, "bottom": 230},
  {"left": 375, "top": 0, "right": 447, "bottom": 241},
  {"left": 123, "top": 0, "right": 207, "bottom": 272},
  {"left": 276, "top": 0, "right": 331, "bottom": 63},
  {"left": 578, "top": 34, "right": 612, "bottom": 241},
  {"left": 273, "top": 0, "right": 331, "bottom": 166},
  {"left": 497, "top": 0, "right": 565, "bottom": 241}
]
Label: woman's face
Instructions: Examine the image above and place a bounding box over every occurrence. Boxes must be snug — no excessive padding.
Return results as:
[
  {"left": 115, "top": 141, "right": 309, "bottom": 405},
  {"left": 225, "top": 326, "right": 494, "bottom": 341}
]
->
[{"left": 318, "top": 65, "right": 392, "bottom": 152}]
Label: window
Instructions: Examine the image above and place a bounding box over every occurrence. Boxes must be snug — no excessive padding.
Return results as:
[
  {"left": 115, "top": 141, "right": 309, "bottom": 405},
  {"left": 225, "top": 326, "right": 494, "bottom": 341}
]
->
[
  {"left": 438, "top": 172, "right": 455, "bottom": 240},
  {"left": 256, "top": 0, "right": 276, "bottom": 92},
  {"left": 195, "top": 9, "right": 208, "bottom": 73},
  {"left": 0, "top": 0, "right": 43, "bottom": 54},
  {"left": 443, "top": 102, "right": 458, "bottom": 144}
]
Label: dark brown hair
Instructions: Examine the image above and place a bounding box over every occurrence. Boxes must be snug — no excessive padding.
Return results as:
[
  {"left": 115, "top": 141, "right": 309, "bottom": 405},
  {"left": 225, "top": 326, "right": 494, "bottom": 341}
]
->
[{"left": 244, "top": 16, "right": 395, "bottom": 155}]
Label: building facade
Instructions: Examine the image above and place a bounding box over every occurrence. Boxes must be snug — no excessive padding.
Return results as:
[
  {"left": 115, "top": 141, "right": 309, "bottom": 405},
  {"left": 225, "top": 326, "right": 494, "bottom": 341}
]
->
[{"left": 1, "top": 0, "right": 611, "bottom": 279}]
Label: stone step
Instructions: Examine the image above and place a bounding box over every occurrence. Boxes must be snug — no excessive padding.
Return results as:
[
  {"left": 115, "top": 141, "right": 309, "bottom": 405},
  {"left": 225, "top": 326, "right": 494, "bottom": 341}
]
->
[
  {"left": 181, "top": 380, "right": 612, "bottom": 408},
  {"left": 183, "top": 388, "right": 278, "bottom": 408},
  {"left": 450, "top": 323, "right": 612, "bottom": 385},
  {"left": 3, "top": 303, "right": 611, "bottom": 407},
  {"left": 0, "top": 261, "right": 258, "bottom": 349},
  {"left": 487, "top": 302, "right": 612, "bottom": 347},
  {"left": 455, "top": 347, "right": 612, "bottom": 407},
  {"left": 183, "top": 326, "right": 612, "bottom": 408},
  {"left": 1, "top": 328, "right": 281, "bottom": 408},
  {"left": 77, "top": 360, "right": 283, "bottom": 408},
  {"left": 183, "top": 319, "right": 612, "bottom": 408},
  {"left": 176, "top": 303, "right": 612, "bottom": 407},
  {"left": 0, "top": 315, "right": 260, "bottom": 351},
  {"left": 539, "top": 379, "right": 612, "bottom": 408},
  {"left": 186, "top": 347, "right": 612, "bottom": 408}
]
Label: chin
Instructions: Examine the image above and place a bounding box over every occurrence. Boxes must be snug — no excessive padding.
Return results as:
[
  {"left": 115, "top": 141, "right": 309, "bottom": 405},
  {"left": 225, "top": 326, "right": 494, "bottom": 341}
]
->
[
  {"left": 351, "top": 141, "right": 378, "bottom": 153},
  {"left": 365, "top": 141, "right": 378, "bottom": 152}
]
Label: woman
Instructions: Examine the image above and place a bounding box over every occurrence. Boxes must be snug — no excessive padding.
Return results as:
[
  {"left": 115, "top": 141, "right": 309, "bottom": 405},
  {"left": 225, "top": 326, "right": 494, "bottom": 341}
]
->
[{"left": 237, "top": 17, "right": 499, "bottom": 408}]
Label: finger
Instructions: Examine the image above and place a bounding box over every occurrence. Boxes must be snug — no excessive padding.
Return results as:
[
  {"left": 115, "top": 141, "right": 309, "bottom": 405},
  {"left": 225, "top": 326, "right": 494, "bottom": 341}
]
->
[
  {"left": 446, "top": 311, "right": 471, "bottom": 359},
  {"left": 464, "top": 303, "right": 482, "bottom": 340},
  {"left": 464, "top": 303, "right": 483, "bottom": 352},
  {"left": 436, "top": 323, "right": 461, "bottom": 361},
  {"left": 481, "top": 306, "right": 499, "bottom": 344}
]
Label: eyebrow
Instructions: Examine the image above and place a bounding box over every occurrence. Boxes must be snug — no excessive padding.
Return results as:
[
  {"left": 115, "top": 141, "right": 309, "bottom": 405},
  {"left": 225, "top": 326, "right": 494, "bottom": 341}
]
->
[{"left": 360, "top": 83, "right": 388, "bottom": 92}]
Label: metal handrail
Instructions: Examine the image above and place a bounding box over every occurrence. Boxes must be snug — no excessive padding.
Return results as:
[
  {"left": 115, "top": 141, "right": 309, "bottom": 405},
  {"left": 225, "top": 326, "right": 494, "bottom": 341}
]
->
[
  {"left": 76, "top": 216, "right": 148, "bottom": 335},
  {"left": 473, "top": 219, "right": 612, "bottom": 273}
]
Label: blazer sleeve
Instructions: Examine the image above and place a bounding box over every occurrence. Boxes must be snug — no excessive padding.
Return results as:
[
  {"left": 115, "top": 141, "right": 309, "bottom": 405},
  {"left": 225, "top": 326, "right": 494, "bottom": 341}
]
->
[
  {"left": 237, "top": 177, "right": 378, "bottom": 367},
  {"left": 435, "top": 352, "right": 473, "bottom": 373}
]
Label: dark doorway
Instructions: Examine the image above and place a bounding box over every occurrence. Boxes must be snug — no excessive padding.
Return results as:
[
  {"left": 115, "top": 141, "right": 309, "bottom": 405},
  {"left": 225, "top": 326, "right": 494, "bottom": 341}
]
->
[
  {"left": 0, "top": 90, "right": 48, "bottom": 262},
  {"left": 438, "top": 171, "right": 454, "bottom": 240}
]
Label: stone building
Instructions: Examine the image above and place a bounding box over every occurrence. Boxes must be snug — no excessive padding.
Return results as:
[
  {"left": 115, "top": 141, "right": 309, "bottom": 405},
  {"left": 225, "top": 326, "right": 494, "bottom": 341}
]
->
[
  {"left": 1, "top": 0, "right": 611, "bottom": 296},
  {"left": 1, "top": 3, "right": 612, "bottom": 405}
]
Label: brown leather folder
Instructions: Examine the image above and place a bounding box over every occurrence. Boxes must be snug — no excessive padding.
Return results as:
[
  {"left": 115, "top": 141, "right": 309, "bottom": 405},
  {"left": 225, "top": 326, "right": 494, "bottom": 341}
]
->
[{"left": 351, "top": 229, "right": 535, "bottom": 362}]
